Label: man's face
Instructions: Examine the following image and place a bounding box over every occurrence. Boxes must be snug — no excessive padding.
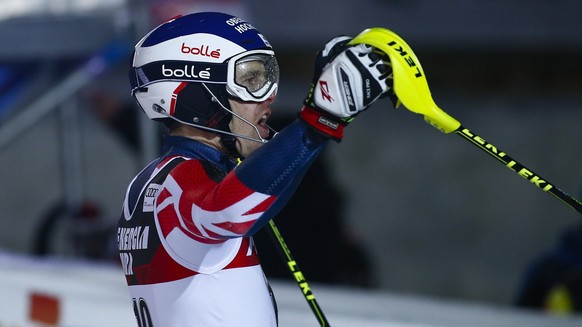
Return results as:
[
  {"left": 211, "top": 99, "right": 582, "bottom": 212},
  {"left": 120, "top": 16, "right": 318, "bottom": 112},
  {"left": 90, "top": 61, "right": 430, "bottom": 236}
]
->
[{"left": 228, "top": 93, "right": 276, "bottom": 157}]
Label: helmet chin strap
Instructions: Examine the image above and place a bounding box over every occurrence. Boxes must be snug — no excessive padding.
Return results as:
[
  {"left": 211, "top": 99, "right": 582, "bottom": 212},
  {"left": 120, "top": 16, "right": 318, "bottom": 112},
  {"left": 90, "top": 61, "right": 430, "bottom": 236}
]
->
[
  {"left": 152, "top": 84, "right": 278, "bottom": 158},
  {"left": 156, "top": 110, "right": 276, "bottom": 144},
  {"left": 201, "top": 83, "right": 278, "bottom": 143}
]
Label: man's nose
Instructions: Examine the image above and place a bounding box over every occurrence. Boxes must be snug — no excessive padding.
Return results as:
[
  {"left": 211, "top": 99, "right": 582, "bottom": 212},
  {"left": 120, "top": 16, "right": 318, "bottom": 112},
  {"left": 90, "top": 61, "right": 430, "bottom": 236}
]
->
[{"left": 264, "top": 89, "right": 277, "bottom": 103}]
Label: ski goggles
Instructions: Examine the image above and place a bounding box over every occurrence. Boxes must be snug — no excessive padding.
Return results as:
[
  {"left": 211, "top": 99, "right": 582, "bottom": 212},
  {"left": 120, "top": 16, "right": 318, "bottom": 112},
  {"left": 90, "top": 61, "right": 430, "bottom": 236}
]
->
[
  {"left": 226, "top": 49, "right": 279, "bottom": 102},
  {"left": 129, "top": 49, "right": 279, "bottom": 103}
]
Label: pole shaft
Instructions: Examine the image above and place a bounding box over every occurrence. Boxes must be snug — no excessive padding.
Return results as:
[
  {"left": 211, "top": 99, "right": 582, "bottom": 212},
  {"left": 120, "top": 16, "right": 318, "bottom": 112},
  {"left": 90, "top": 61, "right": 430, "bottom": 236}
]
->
[
  {"left": 267, "top": 220, "right": 331, "bottom": 327},
  {"left": 455, "top": 126, "right": 582, "bottom": 214}
]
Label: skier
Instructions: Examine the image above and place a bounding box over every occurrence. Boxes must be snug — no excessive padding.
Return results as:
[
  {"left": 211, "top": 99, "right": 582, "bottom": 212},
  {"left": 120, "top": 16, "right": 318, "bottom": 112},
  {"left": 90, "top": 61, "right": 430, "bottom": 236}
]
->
[{"left": 117, "top": 11, "right": 392, "bottom": 326}]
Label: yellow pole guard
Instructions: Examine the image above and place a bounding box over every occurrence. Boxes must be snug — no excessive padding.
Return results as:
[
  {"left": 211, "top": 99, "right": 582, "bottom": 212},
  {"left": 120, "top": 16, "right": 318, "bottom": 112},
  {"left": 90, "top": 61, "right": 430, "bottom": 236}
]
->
[{"left": 349, "top": 28, "right": 461, "bottom": 134}]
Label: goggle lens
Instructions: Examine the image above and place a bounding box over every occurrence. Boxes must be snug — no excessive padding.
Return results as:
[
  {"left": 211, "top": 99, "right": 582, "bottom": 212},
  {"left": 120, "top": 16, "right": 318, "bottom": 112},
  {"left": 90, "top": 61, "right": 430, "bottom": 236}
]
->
[{"left": 233, "top": 54, "right": 279, "bottom": 101}]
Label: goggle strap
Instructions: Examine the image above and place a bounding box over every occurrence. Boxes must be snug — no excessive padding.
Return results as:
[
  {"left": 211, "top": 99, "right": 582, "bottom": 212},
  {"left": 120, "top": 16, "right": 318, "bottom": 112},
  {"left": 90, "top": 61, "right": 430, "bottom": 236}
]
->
[{"left": 130, "top": 60, "right": 228, "bottom": 91}]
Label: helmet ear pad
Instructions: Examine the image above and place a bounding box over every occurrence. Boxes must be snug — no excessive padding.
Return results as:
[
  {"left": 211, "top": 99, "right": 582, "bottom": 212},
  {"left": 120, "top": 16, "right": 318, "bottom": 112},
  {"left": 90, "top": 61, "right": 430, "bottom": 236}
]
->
[{"left": 173, "top": 82, "right": 232, "bottom": 133}]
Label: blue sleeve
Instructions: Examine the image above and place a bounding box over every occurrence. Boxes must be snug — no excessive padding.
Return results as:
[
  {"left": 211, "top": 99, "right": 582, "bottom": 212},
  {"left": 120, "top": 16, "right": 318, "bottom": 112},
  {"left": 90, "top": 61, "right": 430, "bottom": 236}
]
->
[{"left": 234, "top": 119, "right": 328, "bottom": 235}]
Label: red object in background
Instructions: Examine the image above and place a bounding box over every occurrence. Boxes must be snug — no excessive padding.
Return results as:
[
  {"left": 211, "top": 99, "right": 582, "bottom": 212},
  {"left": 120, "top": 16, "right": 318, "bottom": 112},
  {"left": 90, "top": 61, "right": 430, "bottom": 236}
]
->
[{"left": 29, "top": 292, "right": 60, "bottom": 326}]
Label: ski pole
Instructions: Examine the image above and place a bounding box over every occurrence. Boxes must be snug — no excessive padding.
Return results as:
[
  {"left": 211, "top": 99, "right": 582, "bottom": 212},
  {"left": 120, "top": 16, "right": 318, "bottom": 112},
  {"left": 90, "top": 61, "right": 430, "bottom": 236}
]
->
[
  {"left": 267, "top": 219, "right": 331, "bottom": 326},
  {"left": 350, "top": 28, "right": 582, "bottom": 215}
]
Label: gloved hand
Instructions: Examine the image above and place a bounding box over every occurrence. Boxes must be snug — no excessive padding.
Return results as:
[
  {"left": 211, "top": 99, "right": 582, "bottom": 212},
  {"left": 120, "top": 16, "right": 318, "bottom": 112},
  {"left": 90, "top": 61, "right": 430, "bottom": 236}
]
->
[{"left": 299, "top": 37, "right": 393, "bottom": 141}]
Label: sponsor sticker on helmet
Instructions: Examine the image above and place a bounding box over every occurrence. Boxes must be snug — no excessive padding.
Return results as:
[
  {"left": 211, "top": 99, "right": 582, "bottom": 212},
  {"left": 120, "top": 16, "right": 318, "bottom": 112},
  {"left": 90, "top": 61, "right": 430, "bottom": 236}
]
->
[
  {"left": 224, "top": 16, "right": 256, "bottom": 34},
  {"left": 181, "top": 43, "right": 221, "bottom": 59},
  {"left": 258, "top": 34, "right": 271, "bottom": 47}
]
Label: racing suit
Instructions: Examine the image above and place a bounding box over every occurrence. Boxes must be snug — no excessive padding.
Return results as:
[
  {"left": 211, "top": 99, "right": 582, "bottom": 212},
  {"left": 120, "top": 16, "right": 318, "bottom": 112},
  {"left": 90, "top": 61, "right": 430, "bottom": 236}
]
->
[{"left": 117, "top": 120, "right": 326, "bottom": 326}]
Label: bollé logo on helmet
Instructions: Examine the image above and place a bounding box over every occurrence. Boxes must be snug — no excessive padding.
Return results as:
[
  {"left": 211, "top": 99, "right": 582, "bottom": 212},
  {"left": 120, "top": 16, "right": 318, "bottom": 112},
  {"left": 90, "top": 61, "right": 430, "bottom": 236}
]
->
[
  {"left": 181, "top": 43, "right": 221, "bottom": 59},
  {"left": 162, "top": 64, "right": 211, "bottom": 79}
]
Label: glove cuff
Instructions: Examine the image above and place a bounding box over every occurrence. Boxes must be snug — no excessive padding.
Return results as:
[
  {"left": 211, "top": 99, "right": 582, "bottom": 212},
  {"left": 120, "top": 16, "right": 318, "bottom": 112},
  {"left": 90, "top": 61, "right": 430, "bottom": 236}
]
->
[{"left": 298, "top": 105, "right": 346, "bottom": 142}]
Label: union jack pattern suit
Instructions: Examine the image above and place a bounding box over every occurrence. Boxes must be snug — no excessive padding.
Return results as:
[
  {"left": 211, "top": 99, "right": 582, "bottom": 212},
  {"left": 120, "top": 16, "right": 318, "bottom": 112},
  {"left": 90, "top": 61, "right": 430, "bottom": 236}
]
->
[{"left": 117, "top": 121, "right": 326, "bottom": 326}]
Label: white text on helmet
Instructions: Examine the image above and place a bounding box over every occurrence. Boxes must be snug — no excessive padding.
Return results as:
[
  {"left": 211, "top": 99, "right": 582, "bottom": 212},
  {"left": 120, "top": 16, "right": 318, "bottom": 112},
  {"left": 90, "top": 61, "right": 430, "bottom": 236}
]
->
[
  {"left": 233, "top": 23, "right": 254, "bottom": 34},
  {"left": 225, "top": 17, "right": 244, "bottom": 26},
  {"left": 224, "top": 17, "right": 256, "bottom": 34},
  {"left": 162, "top": 64, "right": 211, "bottom": 79},
  {"left": 181, "top": 43, "right": 221, "bottom": 59}
]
